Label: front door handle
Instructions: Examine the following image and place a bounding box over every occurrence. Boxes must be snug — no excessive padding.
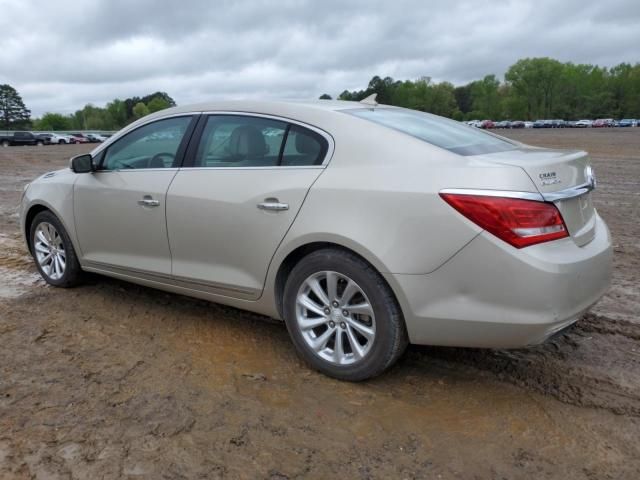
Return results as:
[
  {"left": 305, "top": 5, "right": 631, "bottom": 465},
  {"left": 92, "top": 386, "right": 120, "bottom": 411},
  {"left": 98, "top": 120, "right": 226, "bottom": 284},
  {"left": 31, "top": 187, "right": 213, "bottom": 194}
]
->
[
  {"left": 257, "top": 199, "right": 289, "bottom": 211},
  {"left": 138, "top": 195, "right": 160, "bottom": 207}
]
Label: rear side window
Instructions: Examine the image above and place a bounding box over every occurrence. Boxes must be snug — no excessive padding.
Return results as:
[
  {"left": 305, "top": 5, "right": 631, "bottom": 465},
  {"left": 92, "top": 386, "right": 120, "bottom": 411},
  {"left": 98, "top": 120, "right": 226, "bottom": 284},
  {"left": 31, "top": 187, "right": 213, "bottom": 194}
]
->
[
  {"left": 193, "top": 115, "right": 328, "bottom": 167},
  {"left": 281, "top": 125, "right": 327, "bottom": 166},
  {"left": 343, "top": 108, "right": 517, "bottom": 156},
  {"left": 194, "top": 116, "right": 287, "bottom": 167}
]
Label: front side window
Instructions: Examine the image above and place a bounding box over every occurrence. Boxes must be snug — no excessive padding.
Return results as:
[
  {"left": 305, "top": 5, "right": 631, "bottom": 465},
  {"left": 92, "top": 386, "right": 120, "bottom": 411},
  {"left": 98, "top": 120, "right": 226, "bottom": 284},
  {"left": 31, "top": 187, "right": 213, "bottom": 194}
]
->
[
  {"left": 102, "top": 116, "right": 192, "bottom": 170},
  {"left": 343, "top": 108, "right": 517, "bottom": 156}
]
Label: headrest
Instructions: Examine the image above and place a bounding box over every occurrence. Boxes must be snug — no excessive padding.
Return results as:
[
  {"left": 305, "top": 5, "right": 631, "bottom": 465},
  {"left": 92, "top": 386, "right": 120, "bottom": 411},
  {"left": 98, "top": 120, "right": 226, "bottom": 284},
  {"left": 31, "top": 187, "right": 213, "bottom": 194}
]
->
[{"left": 228, "top": 125, "right": 267, "bottom": 158}]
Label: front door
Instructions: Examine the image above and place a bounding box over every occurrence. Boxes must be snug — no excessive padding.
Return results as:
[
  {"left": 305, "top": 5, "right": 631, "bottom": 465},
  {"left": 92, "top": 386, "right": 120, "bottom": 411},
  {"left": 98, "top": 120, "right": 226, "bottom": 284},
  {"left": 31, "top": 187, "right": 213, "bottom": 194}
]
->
[
  {"left": 166, "top": 114, "right": 330, "bottom": 298},
  {"left": 74, "top": 115, "right": 195, "bottom": 275}
]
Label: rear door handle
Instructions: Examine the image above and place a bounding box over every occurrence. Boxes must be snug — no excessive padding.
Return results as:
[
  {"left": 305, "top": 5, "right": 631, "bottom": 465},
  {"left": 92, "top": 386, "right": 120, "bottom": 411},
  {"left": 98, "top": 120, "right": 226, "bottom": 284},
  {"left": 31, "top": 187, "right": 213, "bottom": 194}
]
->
[
  {"left": 138, "top": 195, "right": 160, "bottom": 207},
  {"left": 257, "top": 199, "right": 289, "bottom": 211}
]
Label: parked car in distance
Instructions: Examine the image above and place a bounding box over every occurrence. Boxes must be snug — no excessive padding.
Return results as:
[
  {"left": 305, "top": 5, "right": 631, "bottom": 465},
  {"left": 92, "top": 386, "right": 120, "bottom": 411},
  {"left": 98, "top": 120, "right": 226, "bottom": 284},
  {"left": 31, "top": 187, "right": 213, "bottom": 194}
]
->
[
  {"left": 478, "top": 119, "right": 494, "bottom": 129},
  {"left": 20, "top": 99, "right": 613, "bottom": 381},
  {"left": 69, "top": 133, "right": 90, "bottom": 144},
  {"left": 575, "top": 119, "right": 592, "bottom": 128},
  {"left": 510, "top": 121, "right": 525, "bottom": 129},
  {"left": 533, "top": 120, "right": 546, "bottom": 128},
  {"left": 551, "top": 120, "right": 566, "bottom": 128},
  {"left": 35, "top": 133, "right": 53, "bottom": 144},
  {"left": 524, "top": 121, "right": 533, "bottom": 128},
  {"left": 494, "top": 121, "right": 511, "bottom": 129},
  {"left": 85, "top": 133, "right": 106, "bottom": 143},
  {"left": 45, "top": 133, "right": 72, "bottom": 144},
  {"left": 0, "top": 131, "right": 45, "bottom": 147},
  {"left": 566, "top": 121, "right": 577, "bottom": 128},
  {"left": 618, "top": 119, "right": 637, "bottom": 127},
  {"left": 593, "top": 119, "right": 615, "bottom": 128}
]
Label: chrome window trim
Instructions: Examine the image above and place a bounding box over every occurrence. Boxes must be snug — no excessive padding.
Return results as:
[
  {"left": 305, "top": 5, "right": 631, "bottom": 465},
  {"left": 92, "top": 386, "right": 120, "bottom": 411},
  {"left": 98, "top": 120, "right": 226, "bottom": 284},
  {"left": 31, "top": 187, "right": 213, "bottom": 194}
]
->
[
  {"left": 439, "top": 188, "right": 545, "bottom": 202},
  {"left": 90, "top": 110, "right": 336, "bottom": 169},
  {"left": 179, "top": 166, "right": 324, "bottom": 171},
  {"left": 92, "top": 168, "right": 180, "bottom": 174}
]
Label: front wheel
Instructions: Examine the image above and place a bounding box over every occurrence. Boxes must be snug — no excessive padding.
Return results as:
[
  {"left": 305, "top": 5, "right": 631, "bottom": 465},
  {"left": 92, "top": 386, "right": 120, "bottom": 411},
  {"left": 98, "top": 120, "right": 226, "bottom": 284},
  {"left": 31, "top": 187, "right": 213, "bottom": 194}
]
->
[
  {"left": 30, "top": 211, "right": 83, "bottom": 287},
  {"left": 283, "top": 249, "right": 408, "bottom": 381}
]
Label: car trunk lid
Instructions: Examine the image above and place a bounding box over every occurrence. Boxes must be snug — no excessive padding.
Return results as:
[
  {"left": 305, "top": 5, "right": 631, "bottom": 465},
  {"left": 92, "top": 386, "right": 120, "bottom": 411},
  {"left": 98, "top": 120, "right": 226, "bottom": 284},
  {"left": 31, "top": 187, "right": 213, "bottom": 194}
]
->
[{"left": 478, "top": 146, "right": 597, "bottom": 246}]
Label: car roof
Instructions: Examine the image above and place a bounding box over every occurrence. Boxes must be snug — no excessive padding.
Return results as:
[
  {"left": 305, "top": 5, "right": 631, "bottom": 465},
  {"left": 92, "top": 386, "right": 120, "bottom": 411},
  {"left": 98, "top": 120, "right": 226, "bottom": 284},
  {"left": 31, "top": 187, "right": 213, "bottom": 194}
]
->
[
  {"left": 121, "top": 99, "right": 388, "bottom": 135},
  {"left": 168, "top": 99, "right": 358, "bottom": 114}
]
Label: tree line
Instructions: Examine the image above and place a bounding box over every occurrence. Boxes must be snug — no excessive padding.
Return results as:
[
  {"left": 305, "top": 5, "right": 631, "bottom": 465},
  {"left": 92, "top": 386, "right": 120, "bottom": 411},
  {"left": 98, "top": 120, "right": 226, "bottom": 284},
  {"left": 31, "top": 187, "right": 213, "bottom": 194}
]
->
[
  {"left": 0, "top": 85, "right": 175, "bottom": 131},
  {"left": 324, "top": 57, "right": 640, "bottom": 121},
  {"left": 2, "top": 57, "right": 640, "bottom": 131}
]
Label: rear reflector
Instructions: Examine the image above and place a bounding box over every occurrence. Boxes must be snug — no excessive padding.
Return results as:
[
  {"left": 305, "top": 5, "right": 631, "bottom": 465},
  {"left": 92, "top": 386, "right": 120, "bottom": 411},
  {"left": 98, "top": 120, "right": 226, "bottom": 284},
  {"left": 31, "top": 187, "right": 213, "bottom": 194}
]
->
[{"left": 439, "top": 193, "right": 568, "bottom": 248}]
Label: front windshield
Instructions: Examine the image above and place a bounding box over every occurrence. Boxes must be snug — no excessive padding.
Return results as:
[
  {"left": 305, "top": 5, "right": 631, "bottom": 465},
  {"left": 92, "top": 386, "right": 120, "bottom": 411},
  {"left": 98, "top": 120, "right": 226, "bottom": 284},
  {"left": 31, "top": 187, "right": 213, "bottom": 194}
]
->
[{"left": 343, "top": 108, "right": 517, "bottom": 156}]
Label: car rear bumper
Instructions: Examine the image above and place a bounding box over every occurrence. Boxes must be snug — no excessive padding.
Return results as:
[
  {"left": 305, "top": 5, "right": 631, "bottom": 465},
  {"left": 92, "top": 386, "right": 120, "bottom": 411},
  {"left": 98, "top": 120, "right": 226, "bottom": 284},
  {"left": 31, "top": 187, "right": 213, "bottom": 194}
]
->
[{"left": 386, "top": 213, "right": 612, "bottom": 348}]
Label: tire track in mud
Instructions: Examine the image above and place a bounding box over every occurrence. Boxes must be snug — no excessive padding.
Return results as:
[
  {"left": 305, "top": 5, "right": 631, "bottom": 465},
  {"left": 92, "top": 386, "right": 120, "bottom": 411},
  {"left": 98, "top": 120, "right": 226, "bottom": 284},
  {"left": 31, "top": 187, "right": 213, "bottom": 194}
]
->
[
  {"left": 413, "top": 313, "right": 640, "bottom": 416},
  {"left": 0, "top": 233, "right": 44, "bottom": 298}
]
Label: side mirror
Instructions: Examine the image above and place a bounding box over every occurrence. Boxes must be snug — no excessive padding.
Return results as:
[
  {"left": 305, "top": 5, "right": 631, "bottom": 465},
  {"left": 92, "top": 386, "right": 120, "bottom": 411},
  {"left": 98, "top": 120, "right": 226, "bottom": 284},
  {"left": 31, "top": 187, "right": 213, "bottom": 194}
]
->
[{"left": 70, "top": 154, "right": 95, "bottom": 173}]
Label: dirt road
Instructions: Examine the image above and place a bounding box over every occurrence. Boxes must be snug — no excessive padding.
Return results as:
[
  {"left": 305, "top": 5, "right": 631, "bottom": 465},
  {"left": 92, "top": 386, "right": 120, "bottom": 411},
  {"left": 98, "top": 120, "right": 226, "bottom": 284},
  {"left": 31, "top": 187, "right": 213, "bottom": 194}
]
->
[{"left": 1, "top": 129, "right": 639, "bottom": 479}]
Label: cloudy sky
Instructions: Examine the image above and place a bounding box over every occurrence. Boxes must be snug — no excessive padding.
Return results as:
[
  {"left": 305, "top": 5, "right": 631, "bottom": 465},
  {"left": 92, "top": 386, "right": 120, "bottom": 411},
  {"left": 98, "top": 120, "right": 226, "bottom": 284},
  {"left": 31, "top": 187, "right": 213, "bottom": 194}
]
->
[{"left": 1, "top": 0, "right": 638, "bottom": 116}]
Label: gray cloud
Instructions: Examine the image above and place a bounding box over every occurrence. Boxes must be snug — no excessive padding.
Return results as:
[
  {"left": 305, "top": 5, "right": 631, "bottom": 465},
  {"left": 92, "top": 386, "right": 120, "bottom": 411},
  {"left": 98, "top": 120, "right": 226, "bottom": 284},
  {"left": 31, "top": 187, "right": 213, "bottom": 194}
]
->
[{"left": 1, "top": 0, "right": 638, "bottom": 115}]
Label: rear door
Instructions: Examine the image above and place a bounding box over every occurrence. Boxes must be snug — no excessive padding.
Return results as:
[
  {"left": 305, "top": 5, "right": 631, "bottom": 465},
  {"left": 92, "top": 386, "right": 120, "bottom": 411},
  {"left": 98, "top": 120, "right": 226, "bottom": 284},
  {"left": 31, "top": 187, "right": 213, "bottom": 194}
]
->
[
  {"left": 166, "top": 114, "right": 331, "bottom": 299},
  {"left": 74, "top": 115, "right": 196, "bottom": 274}
]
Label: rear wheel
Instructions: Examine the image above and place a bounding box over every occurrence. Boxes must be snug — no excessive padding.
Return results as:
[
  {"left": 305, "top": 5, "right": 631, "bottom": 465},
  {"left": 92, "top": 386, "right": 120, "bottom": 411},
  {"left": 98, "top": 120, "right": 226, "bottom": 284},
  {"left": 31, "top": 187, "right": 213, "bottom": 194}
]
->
[
  {"left": 36, "top": 140, "right": 44, "bottom": 146},
  {"left": 283, "top": 248, "right": 408, "bottom": 381},
  {"left": 30, "top": 211, "right": 83, "bottom": 287},
  {"left": 1, "top": 140, "right": 9, "bottom": 147}
]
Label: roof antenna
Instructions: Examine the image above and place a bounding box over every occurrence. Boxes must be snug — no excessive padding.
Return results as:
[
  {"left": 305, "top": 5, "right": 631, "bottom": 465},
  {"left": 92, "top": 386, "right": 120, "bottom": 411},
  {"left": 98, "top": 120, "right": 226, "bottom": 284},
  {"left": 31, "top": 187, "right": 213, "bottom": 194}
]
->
[{"left": 359, "top": 93, "right": 378, "bottom": 107}]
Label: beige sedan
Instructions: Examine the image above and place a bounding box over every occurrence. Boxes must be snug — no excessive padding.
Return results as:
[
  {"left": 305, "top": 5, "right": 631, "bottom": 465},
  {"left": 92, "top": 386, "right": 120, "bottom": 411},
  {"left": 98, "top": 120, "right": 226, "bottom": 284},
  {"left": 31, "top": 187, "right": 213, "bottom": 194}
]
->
[{"left": 20, "top": 99, "right": 612, "bottom": 380}]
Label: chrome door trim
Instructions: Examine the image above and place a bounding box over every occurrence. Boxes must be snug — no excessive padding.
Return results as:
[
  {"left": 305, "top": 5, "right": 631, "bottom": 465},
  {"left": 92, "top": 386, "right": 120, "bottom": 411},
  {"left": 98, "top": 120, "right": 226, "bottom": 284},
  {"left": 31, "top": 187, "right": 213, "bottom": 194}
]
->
[
  {"left": 439, "top": 188, "right": 545, "bottom": 202},
  {"left": 82, "top": 260, "right": 260, "bottom": 300}
]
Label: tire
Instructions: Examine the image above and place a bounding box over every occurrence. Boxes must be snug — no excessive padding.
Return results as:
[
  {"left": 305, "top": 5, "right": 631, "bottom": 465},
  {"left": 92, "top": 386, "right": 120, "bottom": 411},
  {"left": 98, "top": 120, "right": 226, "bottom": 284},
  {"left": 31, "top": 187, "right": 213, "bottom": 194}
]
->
[
  {"left": 1, "top": 140, "right": 9, "bottom": 147},
  {"left": 30, "top": 210, "right": 83, "bottom": 287},
  {"left": 283, "top": 248, "right": 408, "bottom": 381},
  {"left": 36, "top": 140, "right": 44, "bottom": 146},
  {"left": 60, "top": 139, "right": 66, "bottom": 144}
]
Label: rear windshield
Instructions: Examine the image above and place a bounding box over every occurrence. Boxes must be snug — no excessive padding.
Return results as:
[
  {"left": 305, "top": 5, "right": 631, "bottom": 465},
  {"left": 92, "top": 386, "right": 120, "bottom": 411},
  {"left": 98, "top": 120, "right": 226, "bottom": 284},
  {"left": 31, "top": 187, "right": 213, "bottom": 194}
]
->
[{"left": 343, "top": 108, "right": 517, "bottom": 156}]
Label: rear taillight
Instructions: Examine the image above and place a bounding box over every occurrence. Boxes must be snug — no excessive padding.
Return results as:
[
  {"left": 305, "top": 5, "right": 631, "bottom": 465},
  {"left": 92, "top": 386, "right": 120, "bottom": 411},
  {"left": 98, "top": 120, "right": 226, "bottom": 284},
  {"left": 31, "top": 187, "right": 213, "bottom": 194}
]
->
[{"left": 439, "top": 193, "right": 568, "bottom": 248}]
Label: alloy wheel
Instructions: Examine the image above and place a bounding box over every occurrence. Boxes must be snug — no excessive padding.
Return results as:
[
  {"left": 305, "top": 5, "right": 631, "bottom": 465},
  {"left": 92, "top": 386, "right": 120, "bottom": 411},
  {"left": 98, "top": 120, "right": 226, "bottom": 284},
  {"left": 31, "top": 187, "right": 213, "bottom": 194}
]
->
[
  {"left": 34, "top": 222, "right": 66, "bottom": 280},
  {"left": 296, "top": 271, "right": 376, "bottom": 365}
]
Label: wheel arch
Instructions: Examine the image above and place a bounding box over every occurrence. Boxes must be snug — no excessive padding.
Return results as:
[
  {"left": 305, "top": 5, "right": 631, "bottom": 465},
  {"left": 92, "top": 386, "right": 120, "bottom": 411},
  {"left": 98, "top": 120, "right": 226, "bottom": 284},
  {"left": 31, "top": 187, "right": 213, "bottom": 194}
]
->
[
  {"left": 272, "top": 240, "right": 403, "bottom": 321},
  {"left": 24, "top": 204, "right": 53, "bottom": 254}
]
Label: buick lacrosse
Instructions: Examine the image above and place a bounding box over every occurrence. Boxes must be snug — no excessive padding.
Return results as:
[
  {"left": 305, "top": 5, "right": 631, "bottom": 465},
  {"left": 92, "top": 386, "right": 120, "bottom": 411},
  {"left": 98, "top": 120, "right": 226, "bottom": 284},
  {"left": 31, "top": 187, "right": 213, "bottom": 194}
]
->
[{"left": 20, "top": 98, "right": 612, "bottom": 380}]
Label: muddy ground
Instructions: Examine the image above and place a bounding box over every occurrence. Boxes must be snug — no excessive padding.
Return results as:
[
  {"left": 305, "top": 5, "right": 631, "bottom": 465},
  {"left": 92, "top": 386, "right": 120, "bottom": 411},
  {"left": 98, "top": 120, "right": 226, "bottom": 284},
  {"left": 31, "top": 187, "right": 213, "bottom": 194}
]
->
[{"left": 0, "top": 128, "right": 639, "bottom": 479}]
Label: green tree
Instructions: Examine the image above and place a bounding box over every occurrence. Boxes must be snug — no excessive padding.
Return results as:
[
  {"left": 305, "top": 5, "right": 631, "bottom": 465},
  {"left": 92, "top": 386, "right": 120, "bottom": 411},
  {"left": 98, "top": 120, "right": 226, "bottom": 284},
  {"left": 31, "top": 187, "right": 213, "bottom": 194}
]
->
[
  {"left": 35, "top": 112, "right": 72, "bottom": 131},
  {"left": 0, "top": 84, "right": 31, "bottom": 129},
  {"left": 319, "top": 93, "right": 332, "bottom": 100},
  {"left": 470, "top": 75, "right": 502, "bottom": 119},
  {"left": 147, "top": 96, "right": 171, "bottom": 113},
  {"left": 106, "top": 99, "right": 127, "bottom": 129},
  {"left": 505, "top": 58, "right": 564, "bottom": 119},
  {"left": 132, "top": 102, "right": 149, "bottom": 119}
]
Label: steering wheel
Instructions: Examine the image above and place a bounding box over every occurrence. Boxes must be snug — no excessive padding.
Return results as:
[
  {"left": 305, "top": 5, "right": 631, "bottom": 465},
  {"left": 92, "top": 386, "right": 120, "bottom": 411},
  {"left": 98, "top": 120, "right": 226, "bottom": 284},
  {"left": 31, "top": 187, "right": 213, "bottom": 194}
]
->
[{"left": 149, "top": 152, "right": 176, "bottom": 168}]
